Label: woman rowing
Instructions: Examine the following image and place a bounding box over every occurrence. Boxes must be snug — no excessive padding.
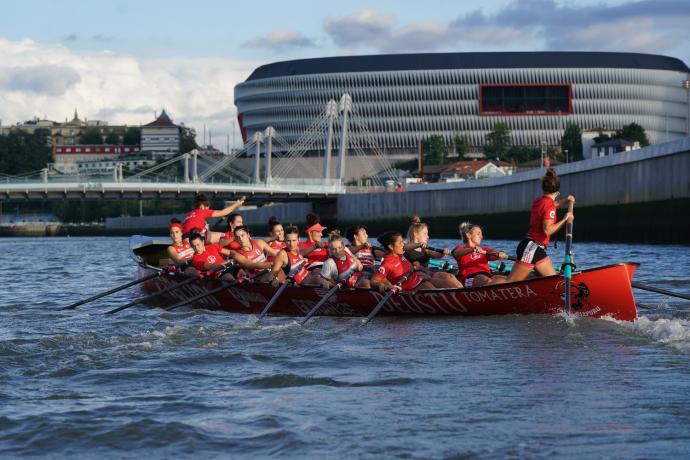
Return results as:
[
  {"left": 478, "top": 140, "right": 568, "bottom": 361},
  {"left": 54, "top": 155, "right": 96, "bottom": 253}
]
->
[
  {"left": 299, "top": 213, "right": 329, "bottom": 272},
  {"left": 452, "top": 222, "right": 509, "bottom": 287},
  {"left": 266, "top": 216, "right": 286, "bottom": 262},
  {"left": 405, "top": 216, "right": 463, "bottom": 288},
  {"left": 220, "top": 213, "right": 244, "bottom": 248},
  {"left": 182, "top": 194, "right": 245, "bottom": 243},
  {"left": 188, "top": 232, "right": 234, "bottom": 280},
  {"left": 269, "top": 226, "right": 317, "bottom": 286},
  {"left": 492, "top": 168, "right": 574, "bottom": 284},
  {"left": 345, "top": 224, "right": 384, "bottom": 271},
  {"left": 231, "top": 225, "right": 275, "bottom": 281},
  {"left": 371, "top": 231, "right": 463, "bottom": 293},
  {"left": 167, "top": 218, "right": 195, "bottom": 264},
  {"left": 319, "top": 230, "right": 370, "bottom": 289}
]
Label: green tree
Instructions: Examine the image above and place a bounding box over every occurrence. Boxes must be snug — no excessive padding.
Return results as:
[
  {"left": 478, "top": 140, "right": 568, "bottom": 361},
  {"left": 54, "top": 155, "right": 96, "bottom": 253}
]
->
[
  {"left": 616, "top": 122, "right": 649, "bottom": 146},
  {"left": 505, "top": 145, "right": 541, "bottom": 164},
  {"left": 179, "top": 126, "right": 198, "bottom": 154},
  {"left": 79, "top": 128, "right": 103, "bottom": 144},
  {"left": 453, "top": 135, "right": 471, "bottom": 159},
  {"left": 560, "top": 123, "right": 583, "bottom": 162},
  {"left": 484, "top": 122, "right": 511, "bottom": 159},
  {"left": 104, "top": 131, "right": 120, "bottom": 145},
  {"left": 423, "top": 135, "right": 450, "bottom": 166},
  {"left": 0, "top": 129, "right": 52, "bottom": 175},
  {"left": 593, "top": 133, "right": 610, "bottom": 144},
  {"left": 123, "top": 127, "right": 141, "bottom": 145}
]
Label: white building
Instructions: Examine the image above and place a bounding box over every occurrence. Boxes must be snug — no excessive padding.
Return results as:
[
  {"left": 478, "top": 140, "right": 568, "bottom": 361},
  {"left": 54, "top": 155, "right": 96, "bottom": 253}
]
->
[{"left": 141, "top": 110, "right": 180, "bottom": 156}]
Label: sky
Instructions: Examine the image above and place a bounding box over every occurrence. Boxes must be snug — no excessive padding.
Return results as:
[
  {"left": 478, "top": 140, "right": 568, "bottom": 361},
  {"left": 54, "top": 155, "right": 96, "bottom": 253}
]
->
[{"left": 1, "top": 0, "right": 689, "bottom": 152}]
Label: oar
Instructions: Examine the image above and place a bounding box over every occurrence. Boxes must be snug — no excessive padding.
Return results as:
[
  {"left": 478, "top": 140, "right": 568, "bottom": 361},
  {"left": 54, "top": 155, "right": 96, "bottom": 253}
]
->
[
  {"left": 362, "top": 269, "right": 415, "bottom": 325},
  {"left": 258, "top": 278, "right": 292, "bottom": 320},
  {"left": 631, "top": 283, "right": 690, "bottom": 302},
  {"left": 487, "top": 252, "right": 517, "bottom": 262},
  {"left": 563, "top": 200, "right": 575, "bottom": 315},
  {"left": 105, "top": 263, "right": 232, "bottom": 315},
  {"left": 164, "top": 269, "right": 270, "bottom": 312},
  {"left": 61, "top": 271, "right": 163, "bottom": 310},
  {"left": 300, "top": 272, "right": 357, "bottom": 325}
]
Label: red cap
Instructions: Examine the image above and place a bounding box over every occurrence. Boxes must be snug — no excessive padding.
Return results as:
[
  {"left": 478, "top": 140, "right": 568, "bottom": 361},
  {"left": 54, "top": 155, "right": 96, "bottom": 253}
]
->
[{"left": 170, "top": 223, "right": 183, "bottom": 231}]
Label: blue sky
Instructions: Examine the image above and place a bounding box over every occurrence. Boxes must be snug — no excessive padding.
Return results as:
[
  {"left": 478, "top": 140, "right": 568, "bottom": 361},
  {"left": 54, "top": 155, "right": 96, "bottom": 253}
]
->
[{"left": 1, "top": 0, "right": 689, "bottom": 151}]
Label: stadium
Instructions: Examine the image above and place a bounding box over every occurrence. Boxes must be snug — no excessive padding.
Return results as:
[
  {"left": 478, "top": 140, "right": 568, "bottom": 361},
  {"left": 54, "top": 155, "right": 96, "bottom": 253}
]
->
[{"left": 234, "top": 51, "right": 690, "bottom": 156}]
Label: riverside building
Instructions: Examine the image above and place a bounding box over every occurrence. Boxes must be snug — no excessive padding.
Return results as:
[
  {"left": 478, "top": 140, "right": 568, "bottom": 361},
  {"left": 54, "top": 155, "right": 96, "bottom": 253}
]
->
[{"left": 235, "top": 51, "right": 690, "bottom": 155}]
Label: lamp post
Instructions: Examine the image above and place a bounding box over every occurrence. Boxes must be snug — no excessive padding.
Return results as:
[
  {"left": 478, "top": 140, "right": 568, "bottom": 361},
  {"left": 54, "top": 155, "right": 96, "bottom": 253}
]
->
[{"left": 564, "top": 149, "right": 569, "bottom": 164}]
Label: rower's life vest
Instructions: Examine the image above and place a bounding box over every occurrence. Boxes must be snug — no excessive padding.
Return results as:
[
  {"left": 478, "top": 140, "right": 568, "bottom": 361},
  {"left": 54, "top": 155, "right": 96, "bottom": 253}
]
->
[
  {"left": 299, "top": 241, "right": 329, "bottom": 270},
  {"left": 331, "top": 252, "right": 360, "bottom": 288},
  {"left": 170, "top": 241, "right": 194, "bottom": 260},
  {"left": 353, "top": 246, "right": 375, "bottom": 266},
  {"left": 375, "top": 254, "right": 426, "bottom": 292},
  {"left": 284, "top": 250, "right": 309, "bottom": 284}
]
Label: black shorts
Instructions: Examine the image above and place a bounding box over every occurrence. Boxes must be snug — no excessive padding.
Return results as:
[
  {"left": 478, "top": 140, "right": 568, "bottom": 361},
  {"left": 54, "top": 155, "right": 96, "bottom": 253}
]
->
[{"left": 516, "top": 239, "right": 550, "bottom": 268}]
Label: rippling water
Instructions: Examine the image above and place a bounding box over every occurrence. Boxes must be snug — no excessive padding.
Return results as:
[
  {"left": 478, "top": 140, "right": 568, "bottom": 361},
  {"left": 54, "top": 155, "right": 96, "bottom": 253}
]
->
[{"left": 1, "top": 236, "right": 689, "bottom": 459}]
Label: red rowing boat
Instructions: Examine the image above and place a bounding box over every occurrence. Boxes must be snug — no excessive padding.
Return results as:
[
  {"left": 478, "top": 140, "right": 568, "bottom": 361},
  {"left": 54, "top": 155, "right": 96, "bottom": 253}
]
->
[{"left": 131, "top": 237, "right": 639, "bottom": 321}]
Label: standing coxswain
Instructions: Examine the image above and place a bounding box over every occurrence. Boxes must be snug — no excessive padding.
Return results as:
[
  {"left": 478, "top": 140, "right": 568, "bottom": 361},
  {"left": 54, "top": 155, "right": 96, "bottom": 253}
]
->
[{"left": 492, "top": 168, "right": 575, "bottom": 284}]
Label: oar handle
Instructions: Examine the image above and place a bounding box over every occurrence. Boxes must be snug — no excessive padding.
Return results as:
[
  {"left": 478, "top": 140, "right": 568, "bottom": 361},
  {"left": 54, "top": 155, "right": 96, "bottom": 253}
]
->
[{"left": 486, "top": 251, "right": 517, "bottom": 262}]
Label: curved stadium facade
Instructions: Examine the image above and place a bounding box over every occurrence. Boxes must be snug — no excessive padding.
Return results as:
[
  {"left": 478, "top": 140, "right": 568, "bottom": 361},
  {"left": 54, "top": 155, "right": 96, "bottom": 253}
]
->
[{"left": 234, "top": 52, "right": 690, "bottom": 153}]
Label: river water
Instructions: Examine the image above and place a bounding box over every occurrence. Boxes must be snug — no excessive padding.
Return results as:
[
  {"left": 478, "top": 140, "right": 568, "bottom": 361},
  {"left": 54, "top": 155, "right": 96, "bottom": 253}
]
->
[{"left": 1, "top": 236, "right": 689, "bottom": 459}]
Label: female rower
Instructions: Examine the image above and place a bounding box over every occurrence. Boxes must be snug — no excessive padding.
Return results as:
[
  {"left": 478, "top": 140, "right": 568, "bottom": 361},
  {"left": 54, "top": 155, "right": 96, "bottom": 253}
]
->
[
  {"left": 405, "top": 217, "right": 463, "bottom": 288},
  {"left": 220, "top": 213, "right": 244, "bottom": 248},
  {"left": 182, "top": 194, "right": 245, "bottom": 243},
  {"left": 231, "top": 225, "right": 275, "bottom": 281},
  {"left": 269, "top": 226, "right": 317, "bottom": 286},
  {"left": 452, "top": 222, "right": 509, "bottom": 287},
  {"left": 371, "top": 231, "right": 462, "bottom": 293},
  {"left": 320, "top": 230, "right": 370, "bottom": 289},
  {"left": 188, "top": 232, "right": 234, "bottom": 280},
  {"left": 167, "top": 218, "right": 195, "bottom": 266},
  {"left": 493, "top": 168, "right": 574, "bottom": 284},
  {"left": 345, "top": 224, "right": 385, "bottom": 270},
  {"left": 299, "top": 213, "right": 329, "bottom": 272},
  {"left": 266, "top": 216, "right": 286, "bottom": 261}
]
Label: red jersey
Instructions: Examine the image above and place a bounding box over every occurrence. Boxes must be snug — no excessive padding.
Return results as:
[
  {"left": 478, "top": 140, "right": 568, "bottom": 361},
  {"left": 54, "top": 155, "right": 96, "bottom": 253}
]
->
[
  {"left": 191, "top": 243, "right": 225, "bottom": 271},
  {"left": 223, "top": 231, "right": 235, "bottom": 242},
  {"left": 374, "top": 254, "right": 426, "bottom": 292},
  {"left": 284, "top": 250, "right": 309, "bottom": 284},
  {"left": 323, "top": 252, "right": 361, "bottom": 288},
  {"left": 169, "top": 241, "right": 194, "bottom": 260},
  {"left": 235, "top": 240, "right": 266, "bottom": 273},
  {"left": 453, "top": 244, "right": 497, "bottom": 280},
  {"left": 353, "top": 246, "right": 375, "bottom": 266},
  {"left": 526, "top": 196, "right": 557, "bottom": 246},
  {"left": 267, "top": 240, "right": 286, "bottom": 263},
  {"left": 299, "top": 241, "right": 329, "bottom": 269},
  {"left": 182, "top": 208, "right": 214, "bottom": 235}
]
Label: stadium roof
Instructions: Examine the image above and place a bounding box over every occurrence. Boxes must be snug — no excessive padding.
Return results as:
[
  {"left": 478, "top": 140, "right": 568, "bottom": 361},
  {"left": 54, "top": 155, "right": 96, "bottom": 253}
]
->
[{"left": 246, "top": 51, "right": 690, "bottom": 81}]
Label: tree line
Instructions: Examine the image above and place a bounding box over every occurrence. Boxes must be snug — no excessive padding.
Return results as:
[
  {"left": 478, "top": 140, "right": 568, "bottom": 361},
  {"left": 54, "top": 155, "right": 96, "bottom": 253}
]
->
[{"left": 422, "top": 122, "right": 650, "bottom": 166}]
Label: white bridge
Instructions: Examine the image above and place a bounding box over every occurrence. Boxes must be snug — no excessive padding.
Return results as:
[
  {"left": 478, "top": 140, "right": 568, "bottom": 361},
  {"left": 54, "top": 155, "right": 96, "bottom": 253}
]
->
[{"left": 1, "top": 94, "right": 399, "bottom": 203}]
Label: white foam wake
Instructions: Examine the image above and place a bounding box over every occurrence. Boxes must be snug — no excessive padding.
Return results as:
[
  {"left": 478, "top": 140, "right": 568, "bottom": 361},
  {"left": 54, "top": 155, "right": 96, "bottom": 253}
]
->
[{"left": 607, "top": 315, "right": 690, "bottom": 353}]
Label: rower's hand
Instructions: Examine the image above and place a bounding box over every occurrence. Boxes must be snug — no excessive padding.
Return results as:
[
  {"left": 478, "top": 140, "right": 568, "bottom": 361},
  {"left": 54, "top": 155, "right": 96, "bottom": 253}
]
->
[
  {"left": 364, "top": 242, "right": 372, "bottom": 249},
  {"left": 442, "top": 248, "right": 451, "bottom": 256},
  {"left": 412, "top": 261, "right": 422, "bottom": 271},
  {"left": 378, "top": 283, "right": 389, "bottom": 293},
  {"left": 270, "top": 276, "right": 280, "bottom": 288},
  {"left": 315, "top": 241, "right": 325, "bottom": 249},
  {"left": 499, "top": 251, "right": 509, "bottom": 260},
  {"left": 564, "top": 211, "right": 575, "bottom": 223},
  {"left": 474, "top": 247, "right": 487, "bottom": 255},
  {"left": 567, "top": 194, "right": 575, "bottom": 204},
  {"left": 236, "top": 196, "right": 246, "bottom": 206}
]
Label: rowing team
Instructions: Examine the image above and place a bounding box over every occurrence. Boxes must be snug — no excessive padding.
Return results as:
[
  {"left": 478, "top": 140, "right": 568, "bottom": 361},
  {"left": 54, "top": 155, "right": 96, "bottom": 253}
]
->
[{"left": 166, "top": 167, "right": 574, "bottom": 293}]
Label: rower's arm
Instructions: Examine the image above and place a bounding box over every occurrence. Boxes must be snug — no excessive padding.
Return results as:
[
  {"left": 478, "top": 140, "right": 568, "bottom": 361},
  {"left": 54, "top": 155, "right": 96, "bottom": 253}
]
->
[
  {"left": 167, "top": 246, "right": 184, "bottom": 263},
  {"left": 259, "top": 239, "right": 278, "bottom": 258},
  {"left": 452, "top": 247, "right": 473, "bottom": 258},
  {"left": 371, "top": 274, "right": 393, "bottom": 292},
  {"left": 269, "top": 251, "right": 288, "bottom": 278}
]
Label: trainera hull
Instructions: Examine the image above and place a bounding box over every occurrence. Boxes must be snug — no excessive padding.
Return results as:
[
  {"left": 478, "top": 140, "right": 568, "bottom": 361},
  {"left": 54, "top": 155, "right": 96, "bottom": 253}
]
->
[{"left": 136, "top": 263, "right": 639, "bottom": 321}]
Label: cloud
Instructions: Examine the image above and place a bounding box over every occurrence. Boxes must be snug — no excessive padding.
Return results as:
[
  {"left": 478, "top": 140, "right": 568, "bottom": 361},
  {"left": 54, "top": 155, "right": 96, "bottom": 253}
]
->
[
  {"left": 63, "top": 34, "right": 78, "bottom": 42},
  {"left": 0, "top": 37, "right": 259, "bottom": 151},
  {"left": 242, "top": 30, "right": 315, "bottom": 50},
  {"left": 323, "top": 9, "right": 394, "bottom": 47},
  {"left": 1, "top": 65, "right": 81, "bottom": 95},
  {"left": 323, "top": 1, "right": 690, "bottom": 57},
  {"left": 92, "top": 33, "right": 115, "bottom": 43}
]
